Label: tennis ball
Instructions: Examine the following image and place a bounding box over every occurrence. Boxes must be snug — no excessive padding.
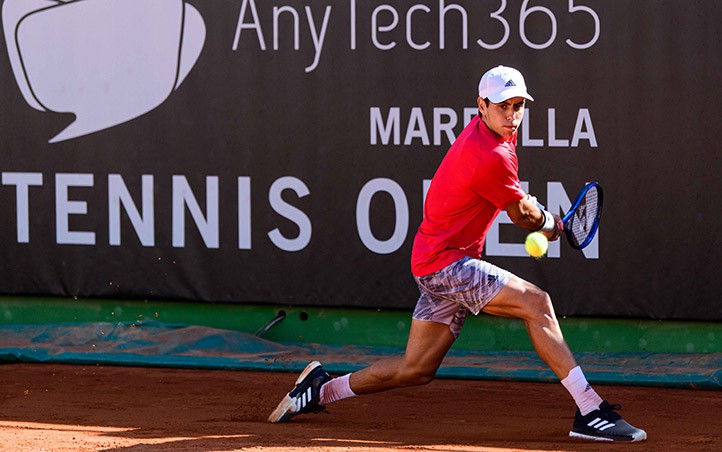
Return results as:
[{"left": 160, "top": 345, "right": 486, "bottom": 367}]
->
[{"left": 525, "top": 232, "right": 548, "bottom": 258}]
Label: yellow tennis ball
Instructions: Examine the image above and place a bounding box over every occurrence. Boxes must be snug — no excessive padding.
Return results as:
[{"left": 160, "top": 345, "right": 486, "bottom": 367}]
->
[{"left": 525, "top": 232, "right": 548, "bottom": 258}]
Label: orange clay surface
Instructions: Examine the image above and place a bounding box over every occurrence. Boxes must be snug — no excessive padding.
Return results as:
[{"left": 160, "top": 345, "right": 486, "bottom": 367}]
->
[{"left": 0, "top": 363, "right": 720, "bottom": 451}]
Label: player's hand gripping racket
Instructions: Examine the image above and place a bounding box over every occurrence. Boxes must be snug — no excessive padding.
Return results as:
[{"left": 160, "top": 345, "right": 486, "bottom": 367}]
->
[{"left": 562, "top": 182, "right": 603, "bottom": 250}]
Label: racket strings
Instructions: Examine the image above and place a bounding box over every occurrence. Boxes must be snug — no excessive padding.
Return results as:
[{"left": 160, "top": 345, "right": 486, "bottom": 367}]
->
[{"left": 567, "top": 188, "right": 600, "bottom": 247}]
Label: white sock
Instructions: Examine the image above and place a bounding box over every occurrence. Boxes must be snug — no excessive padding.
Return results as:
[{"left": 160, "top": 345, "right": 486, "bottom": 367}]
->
[
  {"left": 560, "top": 366, "right": 604, "bottom": 416},
  {"left": 319, "top": 373, "right": 357, "bottom": 405}
]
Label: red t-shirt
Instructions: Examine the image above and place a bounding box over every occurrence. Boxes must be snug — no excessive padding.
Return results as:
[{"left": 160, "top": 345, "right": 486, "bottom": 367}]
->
[{"left": 411, "top": 115, "right": 525, "bottom": 276}]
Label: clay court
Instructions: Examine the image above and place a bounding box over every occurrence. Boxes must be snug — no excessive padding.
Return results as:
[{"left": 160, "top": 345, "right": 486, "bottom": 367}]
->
[{"left": 0, "top": 363, "right": 719, "bottom": 451}]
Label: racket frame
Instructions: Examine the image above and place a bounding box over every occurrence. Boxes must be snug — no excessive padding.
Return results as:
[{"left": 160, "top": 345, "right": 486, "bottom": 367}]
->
[{"left": 562, "top": 182, "right": 603, "bottom": 250}]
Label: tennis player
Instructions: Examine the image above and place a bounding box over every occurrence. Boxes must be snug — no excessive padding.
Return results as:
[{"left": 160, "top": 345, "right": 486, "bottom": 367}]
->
[{"left": 268, "top": 65, "right": 647, "bottom": 442}]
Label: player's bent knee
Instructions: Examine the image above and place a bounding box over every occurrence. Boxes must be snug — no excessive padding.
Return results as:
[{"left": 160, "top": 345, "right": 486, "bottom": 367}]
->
[
  {"left": 397, "top": 364, "right": 436, "bottom": 387},
  {"left": 400, "top": 371, "right": 435, "bottom": 387},
  {"left": 522, "top": 287, "right": 556, "bottom": 321}
]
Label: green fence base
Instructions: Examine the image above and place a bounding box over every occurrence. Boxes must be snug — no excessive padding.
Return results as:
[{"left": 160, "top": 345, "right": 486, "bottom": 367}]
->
[
  {"left": 1, "top": 295, "right": 720, "bottom": 354},
  {"left": 1, "top": 322, "right": 720, "bottom": 389}
]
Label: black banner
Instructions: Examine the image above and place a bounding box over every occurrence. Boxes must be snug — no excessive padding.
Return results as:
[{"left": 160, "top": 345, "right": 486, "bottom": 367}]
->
[{"left": 0, "top": 0, "right": 720, "bottom": 320}]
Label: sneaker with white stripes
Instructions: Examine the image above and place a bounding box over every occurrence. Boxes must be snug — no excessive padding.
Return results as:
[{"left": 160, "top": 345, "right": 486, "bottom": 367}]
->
[
  {"left": 268, "top": 361, "right": 332, "bottom": 423},
  {"left": 569, "top": 401, "right": 647, "bottom": 442}
]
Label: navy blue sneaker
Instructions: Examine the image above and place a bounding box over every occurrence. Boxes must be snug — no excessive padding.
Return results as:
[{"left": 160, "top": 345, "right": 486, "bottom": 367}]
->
[
  {"left": 268, "top": 361, "right": 332, "bottom": 423},
  {"left": 569, "top": 401, "right": 647, "bottom": 442}
]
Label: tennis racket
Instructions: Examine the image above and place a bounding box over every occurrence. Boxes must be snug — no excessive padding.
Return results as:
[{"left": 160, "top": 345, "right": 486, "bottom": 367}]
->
[{"left": 562, "top": 182, "right": 603, "bottom": 250}]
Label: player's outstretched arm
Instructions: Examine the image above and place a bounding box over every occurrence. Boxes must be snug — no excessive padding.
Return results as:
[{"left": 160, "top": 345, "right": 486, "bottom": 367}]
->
[{"left": 505, "top": 195, "right": 563, "bottom": 241}]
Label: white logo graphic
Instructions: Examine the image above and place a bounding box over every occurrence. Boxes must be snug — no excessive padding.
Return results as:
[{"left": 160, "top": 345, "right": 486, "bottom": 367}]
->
[{"left": 2, "top": 0, "right": 206, "bottom": 143}]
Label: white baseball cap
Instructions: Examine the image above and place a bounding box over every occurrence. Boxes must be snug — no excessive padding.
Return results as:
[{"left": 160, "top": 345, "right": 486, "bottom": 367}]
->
[{"left": 478, "top": 65, "right": 534, "bottom": 103}]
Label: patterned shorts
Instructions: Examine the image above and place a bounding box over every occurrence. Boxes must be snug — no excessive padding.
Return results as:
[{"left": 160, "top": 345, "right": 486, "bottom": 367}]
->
[{"left": 412, "top": 257, "right": 512, "bottom": 338}]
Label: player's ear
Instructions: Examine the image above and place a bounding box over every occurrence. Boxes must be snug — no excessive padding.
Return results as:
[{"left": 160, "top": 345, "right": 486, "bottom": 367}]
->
[{"left": 477, "top": 97, "right": 486, "bottom": 117}]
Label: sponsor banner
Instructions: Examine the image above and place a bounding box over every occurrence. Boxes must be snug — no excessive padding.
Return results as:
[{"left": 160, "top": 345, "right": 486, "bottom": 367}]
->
[{"left": 0, "top": 0, "right": 720, "bottom": 319}]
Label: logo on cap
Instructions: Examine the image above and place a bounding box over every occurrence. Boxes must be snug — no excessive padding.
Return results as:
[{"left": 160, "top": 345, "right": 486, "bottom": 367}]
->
[{"left": 478, "top": 65, "right": 534, "bottom": 103}]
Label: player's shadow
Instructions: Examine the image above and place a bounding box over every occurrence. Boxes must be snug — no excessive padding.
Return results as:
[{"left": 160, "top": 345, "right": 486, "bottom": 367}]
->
[{"left": 95, "top": 393, "right": 620, "bottom": 452}]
